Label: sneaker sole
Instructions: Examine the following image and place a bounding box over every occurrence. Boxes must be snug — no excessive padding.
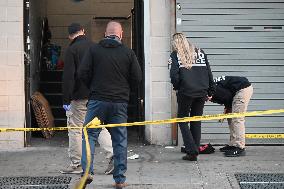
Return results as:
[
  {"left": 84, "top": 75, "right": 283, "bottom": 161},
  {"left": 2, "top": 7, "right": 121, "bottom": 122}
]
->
[
  {"left": 224, "top": 152, "right": 246, "bottom": 157},
  {"left": 220, "top": 149, "right": 232, "bottom": 153},
  {"left": 104, "top": 168, "right": 114, "bottom": 175}
]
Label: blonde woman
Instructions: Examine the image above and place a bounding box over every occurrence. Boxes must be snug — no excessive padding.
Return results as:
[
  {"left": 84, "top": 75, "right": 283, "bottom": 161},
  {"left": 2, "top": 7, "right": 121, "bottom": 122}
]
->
[{"left": 169, "top": 33, "right": 215, "bottom": 161}]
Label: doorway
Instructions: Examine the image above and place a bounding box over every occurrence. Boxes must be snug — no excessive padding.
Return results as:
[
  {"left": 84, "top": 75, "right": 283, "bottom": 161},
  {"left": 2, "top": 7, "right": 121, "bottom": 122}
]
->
[{"left": 24, "top": 0, "right": 145, "bottom": 146}]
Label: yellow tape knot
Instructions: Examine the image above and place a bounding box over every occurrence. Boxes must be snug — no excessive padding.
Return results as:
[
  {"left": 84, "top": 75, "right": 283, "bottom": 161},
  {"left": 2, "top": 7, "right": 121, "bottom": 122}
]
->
[{"left": 85, "top": 117, "right": 101, "bottom": 128}]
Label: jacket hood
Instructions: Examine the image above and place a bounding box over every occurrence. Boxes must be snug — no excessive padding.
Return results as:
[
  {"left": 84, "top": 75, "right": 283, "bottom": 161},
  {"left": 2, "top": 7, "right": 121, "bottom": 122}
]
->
[
  {"left": 69, "top": 35, "right": 87, "bottom": 46},
  {"left": 99, "top": 38, "right": 122, "bottom": 48}
]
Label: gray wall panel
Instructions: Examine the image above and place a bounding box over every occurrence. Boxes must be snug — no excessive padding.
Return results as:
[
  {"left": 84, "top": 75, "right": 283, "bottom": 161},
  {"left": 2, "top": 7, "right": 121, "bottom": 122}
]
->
[{"left": 176, "top": 0, "right": 284, "bottom": 143}]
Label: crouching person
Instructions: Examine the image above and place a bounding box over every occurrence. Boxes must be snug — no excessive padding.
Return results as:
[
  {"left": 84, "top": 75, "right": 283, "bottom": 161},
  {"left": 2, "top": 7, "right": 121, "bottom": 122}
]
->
[{"left": 209, "top": 76, "right": 253, "bottom": 157}]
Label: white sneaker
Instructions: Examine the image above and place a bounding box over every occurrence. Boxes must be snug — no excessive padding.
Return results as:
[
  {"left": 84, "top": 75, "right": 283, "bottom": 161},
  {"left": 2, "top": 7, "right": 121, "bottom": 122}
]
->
[
  {"left": 104, "top": 157, "right": 114, "bottom": 175},
  {"left": 60, "top": 165, "right": 83, "bottom": 174}
]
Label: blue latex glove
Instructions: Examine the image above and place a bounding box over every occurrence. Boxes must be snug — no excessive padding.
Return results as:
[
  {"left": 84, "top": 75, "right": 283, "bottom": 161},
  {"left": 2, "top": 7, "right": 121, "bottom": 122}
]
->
[{"left": 63, "top": 104, "right": 71, "bottom": 111}]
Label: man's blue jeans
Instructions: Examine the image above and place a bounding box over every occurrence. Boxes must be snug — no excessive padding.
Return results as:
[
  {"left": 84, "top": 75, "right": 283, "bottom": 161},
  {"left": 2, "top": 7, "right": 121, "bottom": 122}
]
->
[{"left": 81, "top": 100, "right": 128, "bottom": 184}]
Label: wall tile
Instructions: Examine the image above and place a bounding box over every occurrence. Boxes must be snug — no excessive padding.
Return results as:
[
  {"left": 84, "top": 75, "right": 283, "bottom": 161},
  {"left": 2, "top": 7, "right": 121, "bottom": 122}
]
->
[
  {"left": 0, "top": 7, "right": 7, "bottom": 21},
  {"left": 9, "top": 96, "right": 23, "bottom": 111},
  {"left": 0, "top": 65, "right": 8, "bottom": 80},
  {"left": 150, "top": 37, "right": 171, "bottom": 52},
  {"left": 8, "top": 110, "right": 25, "bottom": 128},
  {"left": 0, "top": 81, "right": 7, "bottom": 95},
  {"left": 7, "top": 7, "right": 23, "bottom": 22},
  {"left": 152, "top": 82, "right": 171, "bottom": 98},
  {"left": 7, "top": 0, "right": 23, "bottom": 7},
  {"left": 7, "top": 51, "right": 22, "bottom": 66},
  {"left": 151, "top": 52, "right": 171, "bottom": 67},
  {"left": 152, "top": 97, "right": 171, "bottom": 113},
  {"left": 0, "top": 110, "right": 9, "bottom": 126},
  {"left": 6, "top": 66, "right": 23, "bottom": 81},
  {"left": 7, "top": 36, "right": 22, "bottom": 51},
  {"left": 0, "top": 37, "right": 7, "bottom": 50},
  {"left": 7, "top": 80, "right": 23, "bottom": 96},
  {"left": 151, "top": 67, "right": 170, "bottom": 82}
]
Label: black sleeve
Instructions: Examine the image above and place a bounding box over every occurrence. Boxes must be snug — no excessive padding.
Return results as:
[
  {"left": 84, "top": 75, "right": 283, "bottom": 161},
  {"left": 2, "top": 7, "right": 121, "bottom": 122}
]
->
[
  {"left": 211, "top": 85, "right": 233, "bottom": 108},
  {"left": 62, "top": 48, "right": 75, "bottom": 105},
  {"left": 78, "top": 46, "right": 93, "bottom": 89},
  {"left": 203, "top": 50, "right": 215, "bottom": 96},
  {"left": 129, "top": 50, "right": 142, "bottom": 89},
  {"left": 169, "top": 53, "right": 180, "bottom": 90}
]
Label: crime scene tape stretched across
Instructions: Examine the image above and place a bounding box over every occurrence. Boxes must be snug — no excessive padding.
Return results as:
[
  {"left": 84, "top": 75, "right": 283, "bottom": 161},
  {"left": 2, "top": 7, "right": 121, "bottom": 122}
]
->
[
  {"left": 75, "top": 126, "right": 92, "bottom": 189},
  {"left": 1, "top": 109, "right": 284, "bottom": 188},
  {"left": 1, "top": 109, "right": 284, "bottom": 137}
]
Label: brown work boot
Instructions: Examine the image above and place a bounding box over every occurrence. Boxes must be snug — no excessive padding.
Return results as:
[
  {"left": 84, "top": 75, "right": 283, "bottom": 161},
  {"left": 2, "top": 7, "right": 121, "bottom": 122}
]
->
[{"left": 112, "top": 182, "right": 128, "bottom": 189}]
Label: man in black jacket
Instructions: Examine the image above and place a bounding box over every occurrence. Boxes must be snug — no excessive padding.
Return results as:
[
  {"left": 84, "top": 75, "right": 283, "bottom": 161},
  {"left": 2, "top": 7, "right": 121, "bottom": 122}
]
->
[
  {"left": 78, "top": 21, "right": 142, "bottom": 188},
  {"left": 61, "top": 23, "right": 113, "bottom": 174},
  {"left": 209, "top": 76, "right": 253, "bottom": 157}
]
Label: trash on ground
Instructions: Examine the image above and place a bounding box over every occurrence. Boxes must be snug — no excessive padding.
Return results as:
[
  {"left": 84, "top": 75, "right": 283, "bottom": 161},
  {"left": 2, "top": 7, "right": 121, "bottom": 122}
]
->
[
  {"left": 165, "top": 146, "right": 175, "bottom": 149},
  {"left": 127, "top": 154, "right": 139, "bottom": 160}
]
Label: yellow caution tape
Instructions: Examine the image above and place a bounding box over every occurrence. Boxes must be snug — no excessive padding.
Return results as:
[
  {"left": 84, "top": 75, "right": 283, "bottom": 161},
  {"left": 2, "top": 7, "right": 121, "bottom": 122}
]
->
[
  {"left": 87, "top": 109, "right": 284, "bottom": 129},
  {"left": 1, "top": 110, "right": 284, "bottom": 189},
  {"left": 246, "top": 134, "right": 284, "bottom": 139},
  {"left": 75, "top": 126, "right": 92, "bottom": 189},
  {"left": 0, "top": 109, "right": 284, "bottom": 139}
]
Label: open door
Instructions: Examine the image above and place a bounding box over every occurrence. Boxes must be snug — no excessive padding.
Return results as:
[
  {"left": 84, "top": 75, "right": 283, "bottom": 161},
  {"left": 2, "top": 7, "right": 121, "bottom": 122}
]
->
[{"left": 25, "top": 0, "right": 145, "bottom": 145}]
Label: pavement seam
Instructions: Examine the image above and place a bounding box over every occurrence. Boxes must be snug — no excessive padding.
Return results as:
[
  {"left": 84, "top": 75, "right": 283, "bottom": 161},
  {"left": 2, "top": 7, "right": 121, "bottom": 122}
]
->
[
  {"left": 196, "top": 161, "right": 205, "bottom": 189},
  {"left": 226, "top": 173, "right": 236, "bottom": 189}
]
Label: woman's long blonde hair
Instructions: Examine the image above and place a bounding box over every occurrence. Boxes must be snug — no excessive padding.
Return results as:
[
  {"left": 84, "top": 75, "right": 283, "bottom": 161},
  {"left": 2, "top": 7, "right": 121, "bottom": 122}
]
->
[{"left": 172, "top": 33, "right": 195, "bottom": 69}]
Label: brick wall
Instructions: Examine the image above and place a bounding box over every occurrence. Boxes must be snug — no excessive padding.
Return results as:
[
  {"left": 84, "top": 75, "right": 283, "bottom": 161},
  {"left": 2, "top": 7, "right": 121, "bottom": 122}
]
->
[{"left": 0, "top": 0, "right": 25, "bottom": 149}]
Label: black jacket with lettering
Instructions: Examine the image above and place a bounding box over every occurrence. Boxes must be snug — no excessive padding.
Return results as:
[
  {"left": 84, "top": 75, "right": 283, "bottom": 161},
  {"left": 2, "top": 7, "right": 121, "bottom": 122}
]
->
[
  {"left": 78, "top": 37, "right": 142, "bottom": 103},
  {"left": 211, "top": 76, "right": 251, "bottom": 108},
  {"left": 169, "top": 48, "right": 215, "bottom": 98},
  {"left": 62, "top": 35, "right": 92, "bottom": 104}
]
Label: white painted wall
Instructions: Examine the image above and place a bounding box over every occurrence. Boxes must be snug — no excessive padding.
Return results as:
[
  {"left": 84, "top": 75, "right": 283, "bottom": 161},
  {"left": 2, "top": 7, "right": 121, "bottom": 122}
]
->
[{"left": 0, "top": 0, "right": 25, "bottom": 149}]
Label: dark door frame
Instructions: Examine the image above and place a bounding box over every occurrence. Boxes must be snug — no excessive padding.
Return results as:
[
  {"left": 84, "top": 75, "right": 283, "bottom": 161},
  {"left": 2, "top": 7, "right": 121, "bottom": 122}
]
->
[
  {"left": 23, "top": 0, "right": 31, "bottom": 146},
  {"left": 132, "top": 0, "right": 145, "bottom": 141}
]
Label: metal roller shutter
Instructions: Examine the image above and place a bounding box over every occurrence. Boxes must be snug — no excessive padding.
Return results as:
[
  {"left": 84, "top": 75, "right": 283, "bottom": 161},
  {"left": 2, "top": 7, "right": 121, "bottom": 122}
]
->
[{"left": 176, "top": 0, "right": 284, "bottom": 144}]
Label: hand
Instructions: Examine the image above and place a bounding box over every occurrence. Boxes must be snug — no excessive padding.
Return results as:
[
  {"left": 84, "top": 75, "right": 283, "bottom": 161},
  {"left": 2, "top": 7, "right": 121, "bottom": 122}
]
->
[
  {"left": 224, "top": 107, "right": 232, "bottom": 114},
  {"left": 218, "top": 118, "right": 225, "bottom": 123},
  {"left": 63, "top": 104, "right": 71, "bottom": 111}
]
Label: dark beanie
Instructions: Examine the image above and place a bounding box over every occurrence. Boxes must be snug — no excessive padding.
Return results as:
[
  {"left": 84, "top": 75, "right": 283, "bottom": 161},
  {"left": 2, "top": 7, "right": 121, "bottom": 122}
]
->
[{"left": 68, "top": 23, "right": 83, "bottom": 35}]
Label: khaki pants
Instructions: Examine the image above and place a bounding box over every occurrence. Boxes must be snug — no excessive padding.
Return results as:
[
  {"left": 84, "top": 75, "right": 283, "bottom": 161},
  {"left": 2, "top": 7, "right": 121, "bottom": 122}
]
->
[
  {"left": 66, "top": 99, "right": 113, "bottom": 167},
  {"left": 227, "top": 86, "right": 253, "bottom": 149}
]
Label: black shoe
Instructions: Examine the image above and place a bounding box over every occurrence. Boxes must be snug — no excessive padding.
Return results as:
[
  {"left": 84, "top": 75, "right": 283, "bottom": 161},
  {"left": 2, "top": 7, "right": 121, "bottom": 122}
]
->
[
  {"left": 81, "top": 174, "right": 93, "bottom": 185},
  {"left": 181, "top": 146, "right": 186, "bottom": 153},
  {"left": 182, "top": 154, "right": 198, "bottom": 161},
  {"left": 219, "top": 145, "right": 235, "bottom": 152},
  {"left": 224, "top": 147, "right": 246, "bottom": 157},
  {"left": 79, "top": 174, "right": 93, "bottom": 189}
]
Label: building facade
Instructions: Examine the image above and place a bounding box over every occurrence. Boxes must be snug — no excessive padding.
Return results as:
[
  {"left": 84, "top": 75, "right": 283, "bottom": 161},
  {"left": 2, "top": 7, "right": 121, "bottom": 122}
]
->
[
  {"left": 0, "top": 0, "right": 284, "bottom": 150},
  {"left": 0, "top": 0, "right": 25, "bottom": 149}
]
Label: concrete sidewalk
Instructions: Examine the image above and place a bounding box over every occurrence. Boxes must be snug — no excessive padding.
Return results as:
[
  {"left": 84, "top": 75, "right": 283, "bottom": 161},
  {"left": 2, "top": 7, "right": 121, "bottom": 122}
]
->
[{"left": 0, "top": 139, "right": 284, "bottom": 189}]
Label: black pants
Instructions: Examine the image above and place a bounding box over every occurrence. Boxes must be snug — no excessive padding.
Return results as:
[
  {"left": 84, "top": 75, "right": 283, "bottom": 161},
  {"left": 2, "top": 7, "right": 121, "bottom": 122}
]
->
[{"left": 177, "top": 94, "right": 205, "bottom": 155}]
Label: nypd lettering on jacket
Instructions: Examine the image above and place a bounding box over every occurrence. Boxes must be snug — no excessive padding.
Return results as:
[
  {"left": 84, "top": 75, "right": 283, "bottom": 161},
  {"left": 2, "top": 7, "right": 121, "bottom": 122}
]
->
[
  {"left": 168, "top": 48, "right": 206, "bottom": 68},
  {"left": 169, "top": 48, "right": 215, "bottom": 97},
  {"left": 214, "top": 76, "right": 226, "bottom": 83}
]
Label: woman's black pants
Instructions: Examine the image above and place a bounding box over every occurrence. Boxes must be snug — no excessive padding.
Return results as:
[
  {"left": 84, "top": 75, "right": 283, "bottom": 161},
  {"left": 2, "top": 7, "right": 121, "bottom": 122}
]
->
[{"left": 177, "top": 94, "right": 205, "bottom": 155}]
